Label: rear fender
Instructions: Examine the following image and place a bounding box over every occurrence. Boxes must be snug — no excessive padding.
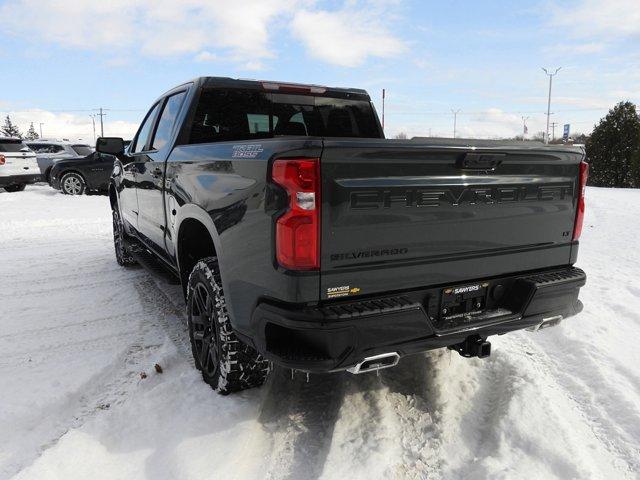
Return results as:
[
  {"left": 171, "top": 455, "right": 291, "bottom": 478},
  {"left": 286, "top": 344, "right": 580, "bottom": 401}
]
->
[{"left": 173, "top": 204, "right": 232, "bottom": 308}]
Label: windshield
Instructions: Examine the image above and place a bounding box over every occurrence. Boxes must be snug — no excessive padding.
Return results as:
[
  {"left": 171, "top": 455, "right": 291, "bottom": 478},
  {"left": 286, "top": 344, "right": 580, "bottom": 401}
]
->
[
  {"left": 0, "top": 140, "right": 28, "bottom": 152},
  {"left": 71, "top": 145, "right": 93, "bottom": 156},
  {"left": 189, "top": 88, "right": 380, "bottom": 144}
]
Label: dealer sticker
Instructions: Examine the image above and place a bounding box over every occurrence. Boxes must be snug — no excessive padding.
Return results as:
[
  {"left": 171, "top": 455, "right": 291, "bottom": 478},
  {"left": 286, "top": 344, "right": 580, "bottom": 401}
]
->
[{"left": 326, "top": 286, "right": 361, "bottom": 298}]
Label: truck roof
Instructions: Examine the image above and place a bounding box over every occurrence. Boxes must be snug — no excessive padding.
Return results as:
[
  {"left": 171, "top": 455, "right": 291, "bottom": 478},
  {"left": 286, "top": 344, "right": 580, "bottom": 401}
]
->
[{"left": 177, "top": 76, "right": 370, "bottom": 99}]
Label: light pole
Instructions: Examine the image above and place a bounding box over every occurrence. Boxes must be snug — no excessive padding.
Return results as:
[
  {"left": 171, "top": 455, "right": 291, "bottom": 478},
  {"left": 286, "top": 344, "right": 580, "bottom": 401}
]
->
[
  {"left": 90, "top": 115, "right": 96, "bottom": 142},
  {"left": 94, "top": 108, "right": 108, "bottom": 137},
  {"left": 542, "top": 67, "right": 561, "bottom": 144},
  {"left": 451, "top": 109, "right": 461, "bottom": 139},
  {"left": 381, "top": 89, "right": 386, "bottom": 133},
  {"left": 522, "top": 116, "right": 530, "bottom": 140},
  {"left": 39, "top": 123, "right": 44, "bottom": 138}
]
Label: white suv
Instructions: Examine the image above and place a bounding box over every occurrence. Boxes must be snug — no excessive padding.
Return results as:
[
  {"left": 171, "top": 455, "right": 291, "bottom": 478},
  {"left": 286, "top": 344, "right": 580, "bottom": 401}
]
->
[{"left": 0, "top": 137, "right": 41, "bottom": 192}]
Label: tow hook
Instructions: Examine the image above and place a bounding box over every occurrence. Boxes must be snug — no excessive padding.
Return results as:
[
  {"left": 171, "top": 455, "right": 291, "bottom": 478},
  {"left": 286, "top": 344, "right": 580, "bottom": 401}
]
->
[{"left": 448, "top": 336, "right": 491, "bottom": 359}]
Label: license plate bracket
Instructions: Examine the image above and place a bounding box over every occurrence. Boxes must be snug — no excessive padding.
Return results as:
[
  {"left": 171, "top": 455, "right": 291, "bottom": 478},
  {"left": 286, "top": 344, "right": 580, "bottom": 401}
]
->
[{"left": 439, "top": 282, "right": 489, "bottom": 322}]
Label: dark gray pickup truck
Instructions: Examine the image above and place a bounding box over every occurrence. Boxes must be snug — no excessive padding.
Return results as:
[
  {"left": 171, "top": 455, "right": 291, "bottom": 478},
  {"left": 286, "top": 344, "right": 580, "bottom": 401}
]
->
[{"left": 98, "top": 77, "right": 588, "bottom": 394}]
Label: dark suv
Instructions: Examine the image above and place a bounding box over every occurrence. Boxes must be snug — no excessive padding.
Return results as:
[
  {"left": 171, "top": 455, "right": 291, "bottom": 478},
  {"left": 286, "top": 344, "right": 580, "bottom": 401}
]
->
[{"left": 49, "top": 151, "right": 115, "bottom": 195}]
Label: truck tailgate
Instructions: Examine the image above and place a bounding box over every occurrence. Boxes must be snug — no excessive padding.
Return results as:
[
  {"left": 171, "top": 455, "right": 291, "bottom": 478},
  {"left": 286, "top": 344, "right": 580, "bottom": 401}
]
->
[{"left": 319, "top": 139, "right": 584, "bottom": 300}]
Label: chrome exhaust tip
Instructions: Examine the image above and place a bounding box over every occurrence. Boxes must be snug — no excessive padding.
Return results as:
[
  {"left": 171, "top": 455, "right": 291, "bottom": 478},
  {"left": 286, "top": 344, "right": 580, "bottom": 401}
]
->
[
  {"left": 346, "top": 352, "right": 400, "bottom": 374},
  {"left": 527, "top": 314, "right": 563, "bottom": 332}
]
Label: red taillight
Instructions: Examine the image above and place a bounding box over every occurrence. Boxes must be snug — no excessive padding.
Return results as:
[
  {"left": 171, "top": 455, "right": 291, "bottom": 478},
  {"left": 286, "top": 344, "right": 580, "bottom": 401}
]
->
[
  {"left": 0, "top": 154, "right": 5, "bottom": 166},
  {"left": 573, "top": 160, "right": 589, "bottom": 241},
  {"left": 272, "top": 158, "right": 320, "bottom": 270}
]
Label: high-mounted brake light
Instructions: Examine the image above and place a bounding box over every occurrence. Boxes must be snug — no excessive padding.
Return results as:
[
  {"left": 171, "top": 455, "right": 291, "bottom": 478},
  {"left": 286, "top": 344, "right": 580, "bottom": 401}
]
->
[
  {"left": 573, "top": 160, "right": 589, "bottom": 241},
  {"left": 261, "top": 82, "right": 326, "bottom": 94},
  {"left": 272, "top": 158, "right": 320, "bottom": 270},
  {"left": 0, "top": 154, "right": 5, "bottom": 166}
]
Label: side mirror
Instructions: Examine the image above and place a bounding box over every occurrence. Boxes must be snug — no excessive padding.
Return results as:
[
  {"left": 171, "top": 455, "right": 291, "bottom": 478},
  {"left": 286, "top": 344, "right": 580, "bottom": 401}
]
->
[{"left": 96, "top": 137, "right": 125, "bottom": 156}]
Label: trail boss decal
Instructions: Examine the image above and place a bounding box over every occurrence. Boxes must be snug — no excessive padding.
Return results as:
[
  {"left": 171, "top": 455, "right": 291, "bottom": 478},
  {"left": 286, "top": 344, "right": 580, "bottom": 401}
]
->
[{"left": 232, "top": 144, "right": 264, "bottom": 158}]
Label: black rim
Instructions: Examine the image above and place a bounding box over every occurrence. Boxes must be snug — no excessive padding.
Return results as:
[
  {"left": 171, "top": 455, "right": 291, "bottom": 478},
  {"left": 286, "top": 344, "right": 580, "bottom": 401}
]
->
[{"left": 190, "top": 283, "right": 220, "bottom": 377}]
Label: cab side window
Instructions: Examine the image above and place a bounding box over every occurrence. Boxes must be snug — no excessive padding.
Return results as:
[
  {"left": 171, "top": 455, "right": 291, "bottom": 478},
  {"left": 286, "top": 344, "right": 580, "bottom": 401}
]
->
[
  {"left": 152, "top": 92, "right": 187, "bottom": 151},
  {"left": 132, "top": 103, "right": 161, "bottom": 153}
]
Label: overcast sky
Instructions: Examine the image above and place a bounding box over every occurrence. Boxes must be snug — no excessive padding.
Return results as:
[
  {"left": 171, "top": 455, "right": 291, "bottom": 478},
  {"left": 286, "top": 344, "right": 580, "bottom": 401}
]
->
[{"left": 1, "top": 0, "right": 639, "bottom": 142}]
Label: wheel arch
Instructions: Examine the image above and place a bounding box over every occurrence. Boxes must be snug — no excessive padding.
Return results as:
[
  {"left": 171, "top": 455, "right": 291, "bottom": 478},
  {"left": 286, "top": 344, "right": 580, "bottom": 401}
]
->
[
  {"left": 108, "top": 182, "right": 118, "bottom": 210},
  {"left": 174, "top": 204, "right": 226, "bottom": 300}
]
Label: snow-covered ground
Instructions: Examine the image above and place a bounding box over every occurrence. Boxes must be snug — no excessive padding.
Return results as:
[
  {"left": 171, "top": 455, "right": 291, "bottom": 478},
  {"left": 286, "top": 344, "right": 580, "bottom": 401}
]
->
[{"left": 1, "top": 184, "right": 639, "bottom": 480}]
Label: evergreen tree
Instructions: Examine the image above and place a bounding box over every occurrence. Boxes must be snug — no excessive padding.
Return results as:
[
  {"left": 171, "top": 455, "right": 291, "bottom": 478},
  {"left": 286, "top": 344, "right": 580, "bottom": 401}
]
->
[
  {"left": 631, "top": 149, "right": 640, "bottom": 188},
  {"left": 1, "top": 115, "right": 22, "bottom": 139},
  {"left": 25, "top": 122, "right": 40, "bottom": 140},
  {"left": 586, "top": 102, "right": 640, "bottom": 188}
]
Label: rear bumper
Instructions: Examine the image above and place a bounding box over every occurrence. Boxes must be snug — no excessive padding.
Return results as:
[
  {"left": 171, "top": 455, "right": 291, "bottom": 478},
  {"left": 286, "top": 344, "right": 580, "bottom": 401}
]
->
[
  {"left": 0, "top": 174, "right": 42, "bottom": 187},
  {"left": 246, "top": 266, "right": 586, "bottom": 372}
]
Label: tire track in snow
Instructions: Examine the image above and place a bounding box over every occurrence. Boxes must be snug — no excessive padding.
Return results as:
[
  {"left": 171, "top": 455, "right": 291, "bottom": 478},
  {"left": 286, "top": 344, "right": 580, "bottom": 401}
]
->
[
  {"left": 258, "top": 368, "right": 346, "bottom": 480},
  {"left": 377, "top": 353, "right": 448, "bottom": 480},
  {"left": 512, "top": 333, "right": 640, "bottom": 475},
  {"left": 1, "top": 276, "right": 189, "bottom": 479},
  {"left": 447, "top": 348, "right": 588, "bottom": 480}
]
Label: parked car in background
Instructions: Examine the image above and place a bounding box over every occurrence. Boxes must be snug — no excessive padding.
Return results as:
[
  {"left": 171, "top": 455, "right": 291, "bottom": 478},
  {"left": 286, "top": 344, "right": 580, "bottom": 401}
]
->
[
  {"left": 0, "top": 137, "right": 41, "bottom": 192},
  {"left": 49, "top": 151, "right": 115, "bottom": 195},
  {"left": 26, "top": 140, "right": 94, "bottom": 183}
]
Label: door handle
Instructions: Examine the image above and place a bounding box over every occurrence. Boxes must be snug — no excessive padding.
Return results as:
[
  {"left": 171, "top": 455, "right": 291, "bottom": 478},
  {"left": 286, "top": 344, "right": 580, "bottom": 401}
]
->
[{"left": 151, "top": 167, "right": 163, "bottom": 178}]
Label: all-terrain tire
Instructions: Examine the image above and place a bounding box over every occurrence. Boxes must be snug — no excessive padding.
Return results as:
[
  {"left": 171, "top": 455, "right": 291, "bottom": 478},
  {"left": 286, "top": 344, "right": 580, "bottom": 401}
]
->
[
  {"left": 112, "top": 208, "right": 137, "bottom": 266},
  {"left": 187, "top": 257, "right": 271, "bottom": 394},
  {"left": 60, "top": 172, "right": 86, "bottom": 195},
  {"left": 3, "top": 184, "right": 26, "bottom": 192}
]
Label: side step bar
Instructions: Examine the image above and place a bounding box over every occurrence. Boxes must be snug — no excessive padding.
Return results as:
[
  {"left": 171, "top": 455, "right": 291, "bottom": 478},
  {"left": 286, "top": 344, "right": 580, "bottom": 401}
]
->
[
  {"left": 347, "top": 352, "right": 400, "bottom": 374},
  {"left": 125, "top": 238, "right": 181, "bottom": 285}
]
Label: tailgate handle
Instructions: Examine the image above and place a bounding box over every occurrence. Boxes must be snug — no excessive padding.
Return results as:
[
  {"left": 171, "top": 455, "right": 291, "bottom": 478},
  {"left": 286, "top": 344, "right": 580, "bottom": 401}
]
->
[{"left": 459, "top": 153, "right": 505, "bottom": 171}]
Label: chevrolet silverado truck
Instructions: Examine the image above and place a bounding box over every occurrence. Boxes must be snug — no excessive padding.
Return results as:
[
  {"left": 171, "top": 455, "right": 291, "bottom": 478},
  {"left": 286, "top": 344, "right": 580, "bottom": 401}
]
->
[{"left": 97, "top": 77, "right": 588, "bottom": 394}]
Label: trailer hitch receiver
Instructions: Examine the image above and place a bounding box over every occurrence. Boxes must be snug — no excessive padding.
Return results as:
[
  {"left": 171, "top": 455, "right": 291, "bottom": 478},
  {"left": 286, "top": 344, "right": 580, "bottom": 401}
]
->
[{"left": 448, "top": 336, "right": 491, "bottom": 359}]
